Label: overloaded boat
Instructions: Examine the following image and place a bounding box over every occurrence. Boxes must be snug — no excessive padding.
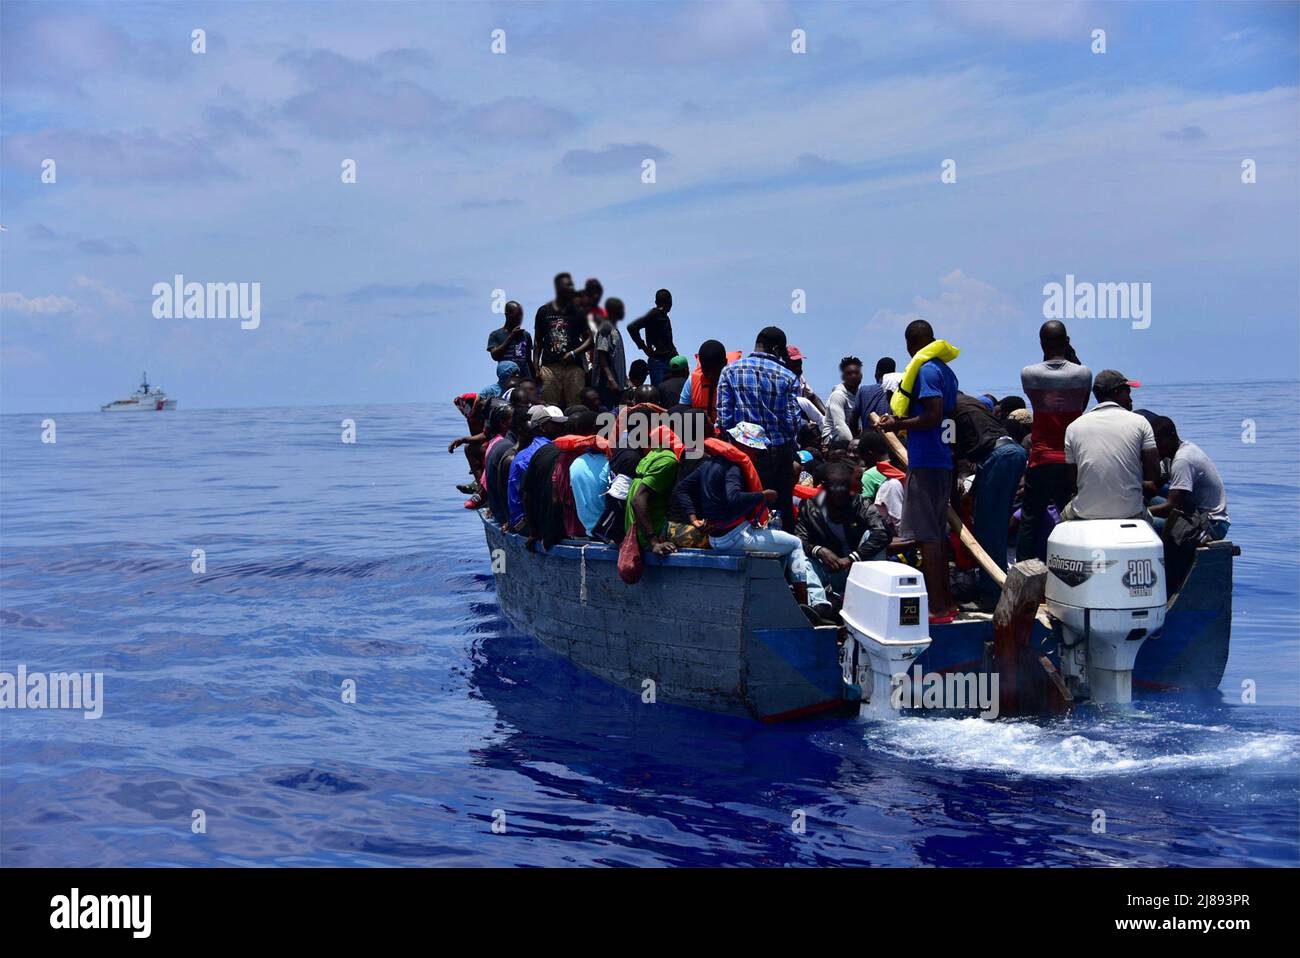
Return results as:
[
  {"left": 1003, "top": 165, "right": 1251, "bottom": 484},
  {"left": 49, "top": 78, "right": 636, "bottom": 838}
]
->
[
  {"left": 100, "top": 372, "right": 177, "bottom": 412},
  {"left": 481, "top": 510, "right": 1235, "bottom": 722}
]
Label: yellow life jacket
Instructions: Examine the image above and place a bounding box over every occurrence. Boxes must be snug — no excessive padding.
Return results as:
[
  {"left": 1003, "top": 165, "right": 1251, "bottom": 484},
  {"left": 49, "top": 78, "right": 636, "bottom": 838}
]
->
[{"left": 889, "top": 340, "right": 960, "bottom": 417}]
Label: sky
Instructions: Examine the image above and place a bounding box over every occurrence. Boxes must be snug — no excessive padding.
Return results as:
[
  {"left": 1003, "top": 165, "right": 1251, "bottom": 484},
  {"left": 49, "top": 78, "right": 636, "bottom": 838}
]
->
[{"left": 1, "top": 0, "right": 1297, "bottom": 413}]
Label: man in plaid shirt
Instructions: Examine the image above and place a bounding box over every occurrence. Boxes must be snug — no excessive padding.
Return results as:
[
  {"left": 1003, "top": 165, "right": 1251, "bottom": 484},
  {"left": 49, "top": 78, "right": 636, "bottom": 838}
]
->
[{"left": 717, "top": 326, "right": 803, "bottom": 522}]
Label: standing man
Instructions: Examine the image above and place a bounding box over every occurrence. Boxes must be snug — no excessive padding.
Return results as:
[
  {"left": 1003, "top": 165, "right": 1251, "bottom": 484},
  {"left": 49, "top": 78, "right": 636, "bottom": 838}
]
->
[
  {"left": 1061, "top": 370, "right": 1160, "bottom": 523},
  {"left": 716, "top": 326, "right": 802, "bottom": 524},
  {"left": 534, "top": 272, "right": 592, "bottom": 409},
  {"left": 592, "top": 296, "right": 628, "bottom": 411},
  {"left": 486, "top": 300, "right": 534, "bottom": 381},
  {"left": 824, "top": 356, "right": 863, "bottom": 443},
  {"left": 1019, "top": 320, "right": 1092, "bottom": 560},
  {"left": 627, "top": 288, "right": 678, "bottom": 386},
  {"left": 877, "top": 320, "right": 959, "bottom": 624}
]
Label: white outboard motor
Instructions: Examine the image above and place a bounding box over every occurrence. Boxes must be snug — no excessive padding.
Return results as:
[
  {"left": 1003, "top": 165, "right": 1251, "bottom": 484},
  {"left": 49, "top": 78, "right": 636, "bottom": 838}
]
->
[
  {"left": 839, "top": 562, "right": 932, "bottom": 719},
  {"left": 1045, "top": 519, "right": 1166, "bottom": 705}
]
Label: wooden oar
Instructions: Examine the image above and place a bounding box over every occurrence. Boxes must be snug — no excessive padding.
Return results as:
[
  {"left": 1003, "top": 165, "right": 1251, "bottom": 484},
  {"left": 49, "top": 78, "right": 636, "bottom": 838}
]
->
[{"left": 867, "top": 412, "right": 1006, "bottom": 588}]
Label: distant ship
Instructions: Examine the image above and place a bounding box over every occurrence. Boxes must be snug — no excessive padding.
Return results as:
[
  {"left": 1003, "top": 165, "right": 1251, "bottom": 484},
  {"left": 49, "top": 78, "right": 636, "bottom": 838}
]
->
[{"left": 100, "top": 372, "right": 177, "bottom": 412}]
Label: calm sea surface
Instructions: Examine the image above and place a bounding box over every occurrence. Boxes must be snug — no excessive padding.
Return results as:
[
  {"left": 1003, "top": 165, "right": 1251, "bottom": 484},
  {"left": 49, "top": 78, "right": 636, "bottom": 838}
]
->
[{"left": 2, "top": 382, "right": 1297, "bottom": 866}]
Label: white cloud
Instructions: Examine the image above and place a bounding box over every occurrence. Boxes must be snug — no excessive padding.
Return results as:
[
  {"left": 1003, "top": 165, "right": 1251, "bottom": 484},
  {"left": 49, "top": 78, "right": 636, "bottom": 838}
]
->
[
  {"left": 867, "top": 269, "right": 1019, "bottom": 339},
  {"left": 0, "top": 292, "right": 79, "bottom": 315}
]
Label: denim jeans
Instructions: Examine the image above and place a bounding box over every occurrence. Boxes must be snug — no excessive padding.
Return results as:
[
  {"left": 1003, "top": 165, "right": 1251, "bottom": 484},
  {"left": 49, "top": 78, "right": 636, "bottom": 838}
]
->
[
  {"left": 710, "top": 523, "right": 827, "bottom": 606},
  {"left": 972, "top": 441, "right": 1028, "bottom": 603},
  {"left": 648, "top": 357, "right": 672, "bottom": 387}
]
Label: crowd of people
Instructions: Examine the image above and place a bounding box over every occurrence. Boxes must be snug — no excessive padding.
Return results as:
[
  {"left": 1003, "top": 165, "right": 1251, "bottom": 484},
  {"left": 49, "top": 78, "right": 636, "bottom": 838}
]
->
[{"left": 452, "top": 272, "right": 1232, "bottom": 627}]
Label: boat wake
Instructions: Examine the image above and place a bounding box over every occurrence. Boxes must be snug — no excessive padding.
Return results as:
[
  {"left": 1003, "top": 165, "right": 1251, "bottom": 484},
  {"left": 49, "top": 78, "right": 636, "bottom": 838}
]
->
[{"left": 862, "top": 713, "right": 1297, "bottom": 779}]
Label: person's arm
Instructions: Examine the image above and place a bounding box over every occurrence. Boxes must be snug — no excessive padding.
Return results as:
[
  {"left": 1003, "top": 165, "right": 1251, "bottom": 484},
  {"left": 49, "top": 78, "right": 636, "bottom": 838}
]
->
[
  {"left": 716, "top": 369, "right": 735, "bottom": 430},
  {"left": 679, "top": 377, "right": 692, "bottom": 406},
  {"left": 854, "top": 506, "right": 891, "bottom": 561},
  {"left": 448, "top": 431, "right": 487, "bottom": 453},
  {"left": 785, "top": 378, "right": 802, "bottom": 439},
  {"left": 670, "top": 466, "right": 704, "bottom": 525},
  {"left": 625, "top": 313, "right": 649, "bottom": 354},
  {"left": 880, "top": 394, "right": 944, "bottom": 434},
  {"left": 488, "top": 329, "right": 519, "bottom": 361},
  {"left": 1140, "top": 448, "right": 1160, "bottom": 486},
  {"left": 804, "top": 386, "right": 827, "bottom": 417},
  {"left": 532, "top": 312, "right": 545, "bottom": 368},
  {"left": 722, "top": 461, "right": 764, "bottom": 517},
  {"left": 1149, "top": 488, "right": 1188, "bottom": 518},
  {"left": 631, "top": 486, "right": 675, "bottom": 556}
]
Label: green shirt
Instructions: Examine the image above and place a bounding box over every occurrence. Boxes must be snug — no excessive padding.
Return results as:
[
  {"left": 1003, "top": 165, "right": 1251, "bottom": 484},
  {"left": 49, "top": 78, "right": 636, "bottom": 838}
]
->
[
  {"left": 625, "top": 448, "right": 679, "bottom": 546},
  {"left": 861, "top": 466, "right": 887, "bottom": 502}
]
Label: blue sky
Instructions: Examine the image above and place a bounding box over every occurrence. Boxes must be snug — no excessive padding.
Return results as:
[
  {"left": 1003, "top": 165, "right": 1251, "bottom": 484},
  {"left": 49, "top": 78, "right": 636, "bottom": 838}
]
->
[{"left": 1, "top": 0, "right": 1297, "bottom": 412}]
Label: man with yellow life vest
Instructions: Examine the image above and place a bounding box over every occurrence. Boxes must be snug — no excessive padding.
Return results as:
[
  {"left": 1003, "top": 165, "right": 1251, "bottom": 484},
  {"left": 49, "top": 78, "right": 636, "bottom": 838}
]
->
[
  {"left": 670, "top": 422, "right": 832, "bottom": 623},
  {"left": 876, "top": 319, "right": 960, "bottom": 624}
]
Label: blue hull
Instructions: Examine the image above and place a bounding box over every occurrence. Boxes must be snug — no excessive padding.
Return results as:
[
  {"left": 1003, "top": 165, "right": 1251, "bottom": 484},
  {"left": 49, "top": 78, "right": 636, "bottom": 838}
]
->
[
  {"left": 482, "top": 512, "right": 855, "bottom": 721},
  {"left": 483, "top": 510, "right": 1234, "bottom": 719}
]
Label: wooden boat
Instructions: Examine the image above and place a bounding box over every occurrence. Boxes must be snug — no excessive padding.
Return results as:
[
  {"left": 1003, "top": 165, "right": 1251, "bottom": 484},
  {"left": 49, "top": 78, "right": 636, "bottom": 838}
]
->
[{"left": 481, "top": 511, "right": 1235, "bottom": 721}]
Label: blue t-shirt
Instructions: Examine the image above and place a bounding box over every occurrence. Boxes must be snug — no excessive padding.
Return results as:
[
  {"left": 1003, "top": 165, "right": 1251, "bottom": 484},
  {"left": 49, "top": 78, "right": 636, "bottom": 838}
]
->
[
  {"left": 906, "top": 359, "right": 958, "bottom": 469},
  {"left": 508, "top": 437, "right": 552, "bottom": 525}
]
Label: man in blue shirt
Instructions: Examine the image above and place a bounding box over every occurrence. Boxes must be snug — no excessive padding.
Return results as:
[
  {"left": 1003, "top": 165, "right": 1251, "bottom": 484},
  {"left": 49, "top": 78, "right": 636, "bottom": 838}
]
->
[
  {"left": 716, "top": 326, "right": 802, "bottom": 523},
  {"left": 507, "top": 404, "right": 567, "bottom": 527},
  {"left": 878, "top": 320, "right": 959, "bottom": 622},
  {"left": 854, "top": 356, "right": 896, "bottom": 425}
]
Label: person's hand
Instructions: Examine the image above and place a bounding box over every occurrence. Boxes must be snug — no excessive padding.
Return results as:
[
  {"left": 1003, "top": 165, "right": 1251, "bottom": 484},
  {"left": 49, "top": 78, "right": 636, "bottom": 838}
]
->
[
  {"left": 448, "top": 438, "right": 462, "bottom": 453},
  {"left": 650, "top": 540, "right": 677, "bottom": 557},
  {"left": 835, "top": 555, "right": 855, "bottom": 572},
  {"left": 876, "top": 415, "right": 898, "bottom": 433},
  {"left": 689, "top": 517, "right": 707, "bottom": 530},
  {"left": 507, "top": 327, "right": 524, "bottom": 341},
  {"left": 763, "top": 489, "right": 778, "bottom": 504}
]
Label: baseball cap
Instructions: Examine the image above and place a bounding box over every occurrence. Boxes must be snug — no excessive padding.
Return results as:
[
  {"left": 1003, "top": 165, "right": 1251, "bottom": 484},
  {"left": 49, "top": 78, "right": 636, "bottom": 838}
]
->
[
  {"left": 786, "top": 346, "right": 804, "bottom": 362},
  {"left": 669, "top": 355, "right": 689, "bottom": 373},
  {"left": 527, "top": 404, "right": 567, "bottom": 428},
  {"left": 1094, "top": 369, "right": 1142, "bottom": 393}
]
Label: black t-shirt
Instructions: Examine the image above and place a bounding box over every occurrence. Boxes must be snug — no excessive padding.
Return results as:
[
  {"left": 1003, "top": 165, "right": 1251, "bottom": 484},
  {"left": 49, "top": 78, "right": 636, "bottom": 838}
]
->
[
  {"left": 629, "top": 307, "right": 676, "bottom": 359},
  {"left": 951, "top": 394, "right": 1009, "bottom": 465},
  {"left": 657, "top": 375, "right": 687, "bottom": 408},
  {"left": 610, "top": 448, "right": 642, "bottom": 478},
  {"left": 534, "top": 302, "right": 588, "bottom": 365},
  {"left": 487, "top": 325, "right": 534, "bottom": 377},
  {"left": 522, "top": 442, "right": 566, "bottom": 543}
]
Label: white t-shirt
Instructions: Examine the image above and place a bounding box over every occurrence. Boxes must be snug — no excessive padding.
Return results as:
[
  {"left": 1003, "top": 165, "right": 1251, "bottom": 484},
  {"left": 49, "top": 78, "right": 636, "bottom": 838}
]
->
[
  {"left": 1169, "top": 441, "right": 1229, "bottom": 523},
  {"left": 1063, "top": 402, "right": 1156, "bottom": 519},
  {"left": 874, "top": 478, "right": 905, "bottom": 533}
]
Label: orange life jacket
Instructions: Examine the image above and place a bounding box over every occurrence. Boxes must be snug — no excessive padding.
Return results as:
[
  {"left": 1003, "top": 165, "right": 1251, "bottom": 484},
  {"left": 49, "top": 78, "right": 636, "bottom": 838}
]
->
[
  {"left": 702, "top": 437, "right": 770, "bottom": 526},
  {"left": 688, "top": 351, "right": 742, "bottom": 426},
  {"left": 552, "top": 434, "right": 610, "bottom": 455}
]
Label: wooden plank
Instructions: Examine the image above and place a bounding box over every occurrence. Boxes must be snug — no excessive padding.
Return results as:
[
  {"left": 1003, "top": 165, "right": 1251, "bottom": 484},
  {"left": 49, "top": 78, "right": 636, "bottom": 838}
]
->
[{"left": 991, "top": 560, "right": 1071, "bottom": 716}]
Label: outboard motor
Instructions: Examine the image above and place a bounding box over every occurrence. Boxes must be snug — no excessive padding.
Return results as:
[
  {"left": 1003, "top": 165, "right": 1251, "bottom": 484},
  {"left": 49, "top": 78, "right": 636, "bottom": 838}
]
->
[
  {"left": 1045, "top": 519, "right": 1166, "bottom": 705},
  {"left": 840, "top": 562, "right": 932, "bottom": 719}
]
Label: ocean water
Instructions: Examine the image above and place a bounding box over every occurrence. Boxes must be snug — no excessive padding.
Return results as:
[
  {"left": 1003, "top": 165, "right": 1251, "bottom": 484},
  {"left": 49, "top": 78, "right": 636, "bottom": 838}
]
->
[{"left": 2, "top": 383, "right": 1297, "bottom": 867}]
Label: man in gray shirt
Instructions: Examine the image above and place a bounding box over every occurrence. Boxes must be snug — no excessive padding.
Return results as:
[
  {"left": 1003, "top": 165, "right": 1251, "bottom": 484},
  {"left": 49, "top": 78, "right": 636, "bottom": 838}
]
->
[
  {"left": 592, "top": 297, "right": 629, "bottom": 409},
  {"left": 1149, "top": 416, "right": 1230, "bottom": 540},
  {"left": 1062, "top": 369, "right": 1160, "bottom": 523}
]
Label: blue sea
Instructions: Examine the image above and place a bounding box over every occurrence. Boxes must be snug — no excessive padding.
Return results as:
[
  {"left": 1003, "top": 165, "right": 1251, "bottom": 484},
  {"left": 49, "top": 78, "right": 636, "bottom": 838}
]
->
[{"left": 2, "top": 383, "right": 1297, "bottom": 867}]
